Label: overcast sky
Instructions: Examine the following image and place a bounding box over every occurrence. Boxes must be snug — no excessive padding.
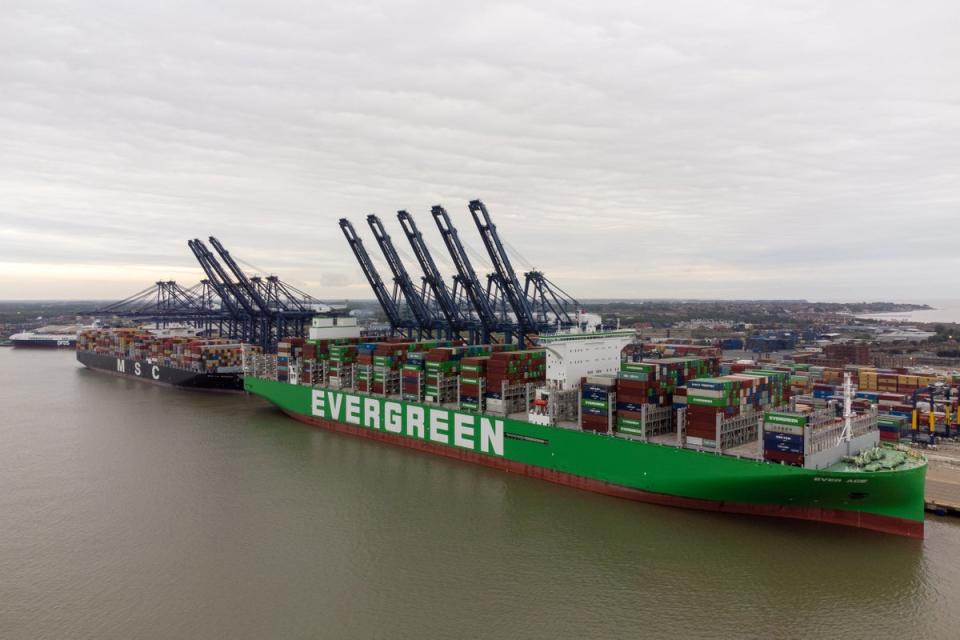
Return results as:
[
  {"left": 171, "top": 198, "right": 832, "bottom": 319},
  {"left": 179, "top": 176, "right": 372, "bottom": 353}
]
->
[{"left": 1, "top": 1, "right": 957, "bottom": 301}]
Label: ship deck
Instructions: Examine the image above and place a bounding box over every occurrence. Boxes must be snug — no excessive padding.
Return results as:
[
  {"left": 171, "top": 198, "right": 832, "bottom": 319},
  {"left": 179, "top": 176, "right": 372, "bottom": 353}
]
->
[{"left": 283, "top": 387, "right": 928, "bottom": 479}]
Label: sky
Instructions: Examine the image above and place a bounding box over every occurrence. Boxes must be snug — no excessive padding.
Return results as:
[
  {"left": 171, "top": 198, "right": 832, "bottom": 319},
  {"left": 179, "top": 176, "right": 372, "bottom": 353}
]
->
[{"left": 1, "top": 0, "right": 958, "bottom": 301}]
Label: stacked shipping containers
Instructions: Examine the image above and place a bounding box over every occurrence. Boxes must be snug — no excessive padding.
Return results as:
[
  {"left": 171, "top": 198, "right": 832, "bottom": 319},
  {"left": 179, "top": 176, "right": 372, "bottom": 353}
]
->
[
  {"left": 581, "top": 375, "right": 615, "bottom": 433},
  {"left": 878, "top": 414, "right": 909, "bottom": 442},
  {"left": 614, "top": 357, "right": 718, "bottom": 436},
  {"left": 484, "top": 349, "right": 546, "bottom": 401},
  {"left": 401, "top": 352, "right": 425, "bottom": 401},
  {"left": 684, "top": 371, "right": 789, "bottom": 445},
  {"left": 459, "top": 356, "right": 489, "bottom": 410},
  {"left": 277, "top": 337, "right": 305, "bottom": 382},
  {"left": 640, "top": 343, "right": 722, "bottom": 359},
  {"left": 762, "top": 411, "right": 807, "bottom": 466},
  {"left": 77, "top": 329, "right": 254, "bottom": 373}
]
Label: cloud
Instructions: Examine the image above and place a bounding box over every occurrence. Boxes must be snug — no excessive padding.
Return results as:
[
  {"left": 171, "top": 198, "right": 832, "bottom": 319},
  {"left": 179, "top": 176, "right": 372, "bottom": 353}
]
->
[{"left": 1, "top": 0, "right": 958, "bottom": 301}]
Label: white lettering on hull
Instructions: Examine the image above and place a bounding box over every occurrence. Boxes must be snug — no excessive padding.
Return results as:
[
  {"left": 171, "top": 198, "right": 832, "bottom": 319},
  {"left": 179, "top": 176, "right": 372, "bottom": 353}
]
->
[
  {"left": 429, "top": 411, "right": 449, "bottom": 444},
  {"left": 306, "top": 388, "right": 503, "bottom": 457},
  {"left": 312, "top": 389, "right": 325, "bottom": 416},
  {"left": 384, "top": 402, "right": 402, "bottom": 433},
  {"left": 480, "top": 417, "right": 504, "bottom": 456},
  {"left": 454, "top": 413, "right": 475, "bottom": 450},
  {"left": 363, "top": 398, "right": 379, "bottom": 429},
  {"left": 345, "top": 396, "right": 360, "bottom": 425},
  {"left": 406, "top": 405, "right": 425, "bottom": 439}
]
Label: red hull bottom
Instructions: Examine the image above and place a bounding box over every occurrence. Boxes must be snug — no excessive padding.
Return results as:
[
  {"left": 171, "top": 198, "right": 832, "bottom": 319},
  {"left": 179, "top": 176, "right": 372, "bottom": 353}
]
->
[{"left": 284, "top": 410, "right": 924, "bottom": 539}]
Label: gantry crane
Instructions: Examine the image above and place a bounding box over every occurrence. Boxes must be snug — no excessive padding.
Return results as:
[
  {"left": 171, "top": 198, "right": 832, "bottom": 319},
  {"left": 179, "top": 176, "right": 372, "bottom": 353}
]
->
[
  {"left": 468, "top": 199, "right": 539, "bottom": 341},
  {"left": 366, "top": 214, "right": 441, "bottom": 338},
  {"left": 188, "top": 239, "right": 257, "bottom": 342},
  {"left": 397, "top": 210, "right": 475, "bottom": 341},
  {"left": 340, "top": 217, "right": 412, "bottom": 337},
  {"left": 432, "top": 205, "right": 508, "bottom": 343},
  {"left": 209, "top": 236, "right": 272, "bottom": 342}
]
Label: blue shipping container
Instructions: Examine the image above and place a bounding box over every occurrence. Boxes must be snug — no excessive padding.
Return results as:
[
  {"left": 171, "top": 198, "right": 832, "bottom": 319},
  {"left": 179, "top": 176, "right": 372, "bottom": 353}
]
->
[
  {"left": 582, "top": 384, "right": 613, "bottom": 393},
  {"left": 763, "top": 432, "right": 803, "bottom": 454},
  {"left": 581, "top": 388, "right": 610, "bottom": 399}
]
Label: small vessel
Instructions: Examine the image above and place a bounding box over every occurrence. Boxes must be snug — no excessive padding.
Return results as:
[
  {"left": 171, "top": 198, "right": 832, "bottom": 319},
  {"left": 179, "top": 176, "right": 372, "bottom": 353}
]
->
[{"left": 10, "top": 325, "right": 84, "bottom": 348}]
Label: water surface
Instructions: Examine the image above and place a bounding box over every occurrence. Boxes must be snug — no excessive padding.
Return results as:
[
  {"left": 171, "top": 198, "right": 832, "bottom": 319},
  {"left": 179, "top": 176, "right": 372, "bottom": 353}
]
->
[{"left": 1, "top": 349, "right": 959, "bottom": 639}]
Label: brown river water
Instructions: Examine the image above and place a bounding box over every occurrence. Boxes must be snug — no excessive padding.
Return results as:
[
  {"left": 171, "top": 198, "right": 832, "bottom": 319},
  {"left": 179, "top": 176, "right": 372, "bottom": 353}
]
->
[{"left": 2, "top": 348, "right": 959, "bottom": 639}]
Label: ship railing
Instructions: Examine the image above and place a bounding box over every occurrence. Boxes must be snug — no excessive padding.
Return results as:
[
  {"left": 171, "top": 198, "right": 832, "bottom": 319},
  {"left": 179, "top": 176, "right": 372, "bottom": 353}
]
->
[
  {"left": 643, "top": 404, "right": 674, "bottom": 439},
  {"left": 683, "top": 404, "right": 790, "bottom": 454},
  {"left": 485, "top": 381, "right": 536, "bottom": 416},
  {"left": 806, "top": 405, "right": 839, "bottom": 429},
  {"left": 716, "top": 409, "right": 764, "bottom": 451},
  {"left": 246, "top": 353, "right": 278, "bottom": 381},
  {"left": 805, "top": 407, "right": 878, "bottom": 455}
]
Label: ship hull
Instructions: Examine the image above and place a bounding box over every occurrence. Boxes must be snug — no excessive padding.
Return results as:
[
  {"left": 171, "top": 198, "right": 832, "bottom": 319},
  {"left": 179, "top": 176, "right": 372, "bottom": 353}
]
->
[
  {"left": 246, "top": 378, "right": 927, "bottom": 538},
  {"left": 12, "top": 338, "right": 76, "bottom": 349},
  {"left": 77, "top": 351, "right": 243, "bottom": 392}
]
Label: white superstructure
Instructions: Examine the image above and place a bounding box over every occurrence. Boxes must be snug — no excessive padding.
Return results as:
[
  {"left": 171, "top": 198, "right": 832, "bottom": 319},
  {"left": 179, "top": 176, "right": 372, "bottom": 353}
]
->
[
  {"left": 535, "top": 327, "right": 636, "bottom": 391},
  {"left": 9, "top": 323, "right": 96, "bottom": 348},
  {"left": 309, "top": 316, "right": 362, "bottom": 340}
]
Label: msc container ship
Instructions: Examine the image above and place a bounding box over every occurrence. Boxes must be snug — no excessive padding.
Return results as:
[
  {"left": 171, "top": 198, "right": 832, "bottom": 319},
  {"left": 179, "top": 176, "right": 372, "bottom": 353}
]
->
[
  {"left": 76, "top": 327, "right": 248, "bottom": 392},
  {"left": 243, "top": 318, "right": 927, "bottom": 538}
]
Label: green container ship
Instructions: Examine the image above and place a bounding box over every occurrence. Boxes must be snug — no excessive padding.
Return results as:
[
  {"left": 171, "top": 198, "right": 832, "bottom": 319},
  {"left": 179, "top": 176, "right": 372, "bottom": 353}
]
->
[{"left": 244, "top": 376, "right": 927, "bottom": 538}]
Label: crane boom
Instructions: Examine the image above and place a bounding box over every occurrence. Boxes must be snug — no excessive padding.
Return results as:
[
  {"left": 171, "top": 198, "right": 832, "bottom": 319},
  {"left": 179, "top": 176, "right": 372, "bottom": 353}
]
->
[
  {"left": 187, "top": 240, "right": 244, "bottom": 319},
  {"left": 339, "top": 218, "right": 405, "bottom": 332},
  {"left": 431, "top": 205, "right": 500, "bottom": 340},
  {"left": 397, "top": 210, "right": 464, "bottom": 331},
  {"left": 367, "top": 214, "right": 437, "bottom": 333},
  {"left": 468, "top": 200, "right": 537, "bottom": 335},
  {"left": 524, "top": 270, "right": 579, "bottom": 327},
  {"left": 191, "top": 239, "right": 259, "bottom": 317},
  {"left": 208, "top": 237, "right": 273, "bottom": 315}
]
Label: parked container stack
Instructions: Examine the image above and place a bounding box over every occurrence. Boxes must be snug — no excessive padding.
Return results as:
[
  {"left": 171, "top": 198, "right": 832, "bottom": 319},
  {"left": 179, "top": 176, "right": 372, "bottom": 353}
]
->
[
  {"left": 401, "top": 354, "right": 424, "bottom": 401},
  {"left": 485, "top": 349, "right": 546, "bottom": 413},
  {"left": 614, "top": 358, "right": 701, "bottom": 434},
  {"left": 424, "top": 347, "right": 462, "bottom": 403},
  {"left": 684, "top": 374, "right": 782, "bottom": 447},
  {"left": 581, "top": 375, "right": 616, "bottom": 433},
  {"left": 641, "top": 343, "right": 722, "bottom": 359},
  {"left": 276, "top": 337, "right": 304, "bottom": 382},
  {"left": 77, "top": 329, "right": 254, "bottom": 373},
  {"left": 459, "top": 356, "right": 489, "bottom": 411},
  {"left": 327, "top": 343, "right": 357, "bottom": 388},
  {"left": 619, "top": 357, "right": 717, "bottom": 404},
  {"left": 878, "top": 414, "right": 909, "bottom": 442},
  {"left": 487, "top": 349, "right": 546, "bottom": 389},
  {"left": 743, "top": 369, "right": 791, "bottom": 407},
  {"left": 762, "top": 411, "right": 807, "bottom": 466}
]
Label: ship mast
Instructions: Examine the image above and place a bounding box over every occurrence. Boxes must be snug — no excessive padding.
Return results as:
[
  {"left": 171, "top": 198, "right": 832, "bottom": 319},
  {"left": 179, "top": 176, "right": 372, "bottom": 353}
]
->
[{"left": 840, "top": 371, "right": 853, "bottom": 444}]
